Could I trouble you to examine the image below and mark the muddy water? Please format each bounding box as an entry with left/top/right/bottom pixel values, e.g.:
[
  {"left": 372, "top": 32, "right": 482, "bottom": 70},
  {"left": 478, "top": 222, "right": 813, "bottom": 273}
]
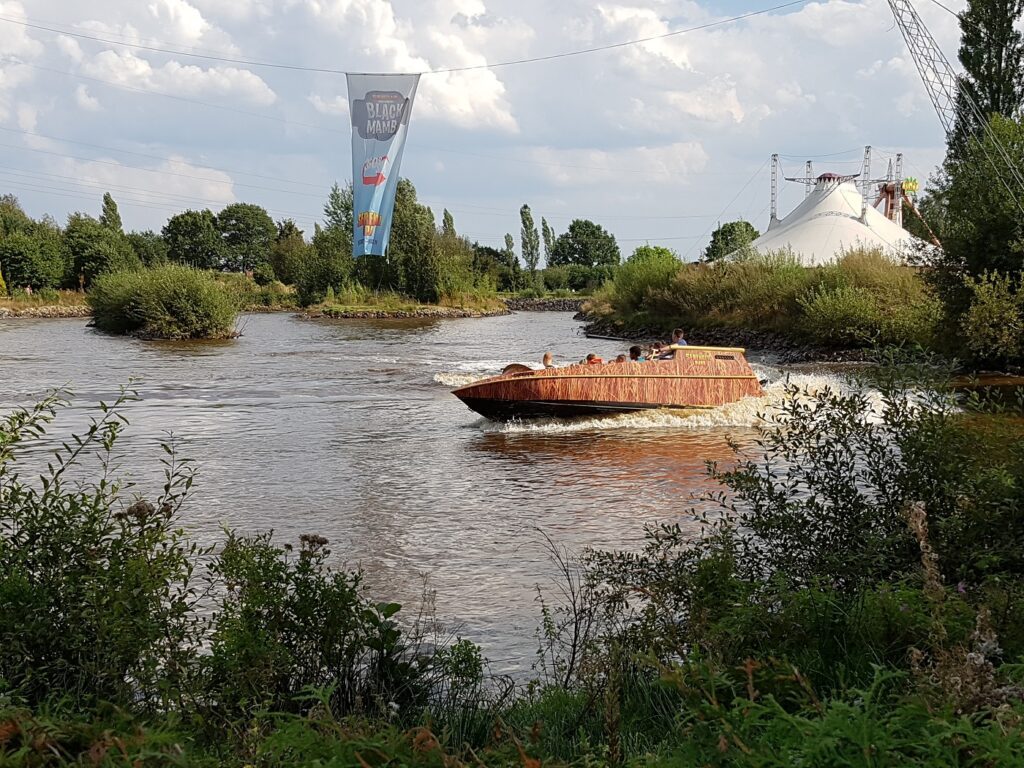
[{"left": 0, "top": 311, "right": 842, "bottom": 673}]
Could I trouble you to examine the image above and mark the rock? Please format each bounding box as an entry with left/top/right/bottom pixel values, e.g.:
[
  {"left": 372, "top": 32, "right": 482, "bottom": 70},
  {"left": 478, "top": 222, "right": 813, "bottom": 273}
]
[
  {"left": 504, "top": 298, "right": 585, "bottom": 312},
  {"left": 0, "top": 305, "right": 92, "bottom": 319}
]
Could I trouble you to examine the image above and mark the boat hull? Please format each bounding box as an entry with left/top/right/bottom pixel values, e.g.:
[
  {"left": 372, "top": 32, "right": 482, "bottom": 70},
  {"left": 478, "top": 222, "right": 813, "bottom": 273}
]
[{"left": 452, "top": 346, "right": 763, "bottom": 422}]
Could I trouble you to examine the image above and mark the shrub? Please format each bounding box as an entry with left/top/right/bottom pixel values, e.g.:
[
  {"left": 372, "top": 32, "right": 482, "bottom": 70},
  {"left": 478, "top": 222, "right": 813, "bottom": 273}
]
[
  {"left": 798, "top": 284, "right": 882, "bottom": 345},
  {"left": 88, "top": 265, "right": 237, "bottom": 339},
  {"left": 605, "top": 246, "right": 681, "bottom": 316},
  {"left": 541, "top": 265, "right": 569, "bottom": 291},
  {"left": 0, "top": 269, "right": 6, "bottom": 296},
  {"left": 961, "top": 271, "right": 1023, "bottom": 363},
  {"left": 252, "top": 261, "right": 276, "bottom": 286},
  {"left": 0, "top": 388, "right": 203, "bottom": 710}
]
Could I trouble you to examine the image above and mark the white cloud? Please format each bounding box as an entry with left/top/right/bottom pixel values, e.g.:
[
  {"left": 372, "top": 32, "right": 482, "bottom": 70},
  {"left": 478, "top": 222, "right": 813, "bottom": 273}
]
[
  {"left": 527, "top": 141, "right": 709, "bottom": 186},
  {"left": 309, "top": 93, "right": 349, "bottom": 116},
  {"left": 147, "top": 0, "right": 211, "bottom": 42},
  {"left": 75, "top": 84, "right": 101, "bottom": 111},
  {"left": 56, "top": 35, "right": 84, "bottom": 63},
  {"left": 82, "top": 50, "right": 277, "bottom": 105}
]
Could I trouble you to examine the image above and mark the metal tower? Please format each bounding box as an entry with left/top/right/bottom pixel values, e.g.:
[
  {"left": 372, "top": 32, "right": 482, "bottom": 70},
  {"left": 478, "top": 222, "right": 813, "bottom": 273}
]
[
  {"left": 804, "top": 160, "right": 813, "bottom": 196},
  {"left": 886, "top": 0, "right": 1024, "bottom": 212},
  {"left": 769, "top": 153, "right": 780, "bottom": 229}
]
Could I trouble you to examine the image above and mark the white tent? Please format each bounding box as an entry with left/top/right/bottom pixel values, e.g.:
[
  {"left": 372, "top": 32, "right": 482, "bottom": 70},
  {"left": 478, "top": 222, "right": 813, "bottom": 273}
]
[{"left": 744, "top": 174, "right": 921, "bottom": 266}]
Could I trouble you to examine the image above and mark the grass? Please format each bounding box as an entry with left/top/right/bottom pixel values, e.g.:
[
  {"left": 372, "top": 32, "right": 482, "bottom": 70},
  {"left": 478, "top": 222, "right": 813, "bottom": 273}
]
[
  {"left": 0, "top": 289, "right": 88, "bottom": 310},
  {"left": 313, "top": 287, "right": 506, "bottom": 315}
]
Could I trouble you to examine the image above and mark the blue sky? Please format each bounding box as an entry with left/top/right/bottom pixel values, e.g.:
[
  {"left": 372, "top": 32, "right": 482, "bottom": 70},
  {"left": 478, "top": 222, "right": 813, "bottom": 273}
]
[{"left": 0, "top": 0, "right": 960, "bottom": 259}]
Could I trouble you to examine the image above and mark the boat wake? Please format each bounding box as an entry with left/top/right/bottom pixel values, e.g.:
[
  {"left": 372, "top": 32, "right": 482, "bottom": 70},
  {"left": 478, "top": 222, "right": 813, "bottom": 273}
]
[{"left": 468, "top": 367, "right": 888, "bottom": 434}]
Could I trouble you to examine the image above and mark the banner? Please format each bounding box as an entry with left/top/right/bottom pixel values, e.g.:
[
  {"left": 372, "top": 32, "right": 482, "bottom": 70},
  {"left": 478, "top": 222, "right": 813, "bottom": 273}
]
[{"left": 347, "top": 73, "right": 420, "bottom": 257}]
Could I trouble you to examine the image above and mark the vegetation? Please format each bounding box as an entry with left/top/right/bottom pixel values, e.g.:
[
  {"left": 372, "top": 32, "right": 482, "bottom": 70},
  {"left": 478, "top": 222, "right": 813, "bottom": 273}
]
[
  {"left": 702, "top": 219, "right": 759, "bottom": 262},
  {"left": 3, "top": 368, "right": 1024, "bottom": 765},
  {"left": 87, "top": 265, "right": 238, "bottom": 339},
  {"left": 589, "top": 246, "right": 943, "bottom": 348},
  {"left": 549, "top": 218, "right": 621, "bottom": 268}
]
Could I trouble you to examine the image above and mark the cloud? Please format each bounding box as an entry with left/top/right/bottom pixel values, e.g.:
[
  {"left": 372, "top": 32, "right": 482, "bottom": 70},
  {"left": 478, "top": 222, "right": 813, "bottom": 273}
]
[
  {"left": 309, "top": 93, "right": 349, "bottom": 116},
  {"left": 82, "top": 50, "right": 277, "bottom": 105},
  {"left": 75, "top": 84, "right": 101, "bottom": 111},
  {"left": 526, "top": 141, "right": 709, "bottom": 186}
]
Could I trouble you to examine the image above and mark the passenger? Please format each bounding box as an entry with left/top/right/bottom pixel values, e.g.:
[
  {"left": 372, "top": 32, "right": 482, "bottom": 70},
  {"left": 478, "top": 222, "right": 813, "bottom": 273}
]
[
  {"left": 659, "top": 328, "right": 689, "bottom": 359},
  {"left": 614, "top": 354, "right": 627, "bottom": 363},
  {"left": 629, "top": 345, "right": 646, "bottom": 362},
  {"left": 542, "top": 352, "right": 556, "bottom": 368},
  {"left": 585, "top": 353, "right": 604, "bottom": 365}
]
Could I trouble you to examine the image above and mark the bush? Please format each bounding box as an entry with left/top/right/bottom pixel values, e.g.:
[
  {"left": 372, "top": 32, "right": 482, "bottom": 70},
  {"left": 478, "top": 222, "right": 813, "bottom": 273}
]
[
  {"left": 0, "top": 388, "right": 202, "bottom": 710},
  {"left": 541, "top": 265, "right": 569, "bottom": 291},
  {"left": 799, "top": 284, "right": 882, "bottom": 345},
  {"left": 961, "top": 271, "right": 1023, "bottom": 363},
  {"left": 252, "top": 261, "right": 276, "bottom": 286},
  {"left": 605, "top": 246, "right": 681, "bottom": 316},
  {"left": 88, "top": 265, "right": 237, "bottom": 339},
  {"left": 0, "top": 269, "right": 6, "bottom": 296}
]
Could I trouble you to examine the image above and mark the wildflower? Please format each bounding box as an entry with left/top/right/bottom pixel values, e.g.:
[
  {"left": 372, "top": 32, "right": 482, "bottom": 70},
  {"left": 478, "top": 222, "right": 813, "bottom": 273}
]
[{"left": 957, "top": 581, "right": 968, "bottom": 594}]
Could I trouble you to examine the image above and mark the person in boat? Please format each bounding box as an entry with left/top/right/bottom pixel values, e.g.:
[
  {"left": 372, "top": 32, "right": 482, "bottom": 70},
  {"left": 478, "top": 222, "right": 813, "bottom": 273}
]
[
  {"left": 614, "top": 354, "right": 627, "bottom": 363},
  {"left": 542, "top": 352, "right": 556, "bottom": 368},
  {"left": 629, "top": 345, "right": 646, "bottom": 362},
  {"left": 658, "top": 328, "right": 688, "bottom": 359},
  {"left": 585, "top": 353, "right": 604, "bottom": 365}
]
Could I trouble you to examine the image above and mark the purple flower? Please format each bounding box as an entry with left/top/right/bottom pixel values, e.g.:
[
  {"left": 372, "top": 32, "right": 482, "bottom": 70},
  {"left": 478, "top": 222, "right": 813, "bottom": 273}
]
[{"left": 957, "top": 581, "right": 968, "bottom": 594}]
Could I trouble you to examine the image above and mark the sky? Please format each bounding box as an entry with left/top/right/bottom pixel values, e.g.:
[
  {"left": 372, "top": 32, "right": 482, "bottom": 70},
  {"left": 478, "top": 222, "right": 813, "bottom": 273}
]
[{"left": 0, "top": 0, "right": 964, "bottom": 260}]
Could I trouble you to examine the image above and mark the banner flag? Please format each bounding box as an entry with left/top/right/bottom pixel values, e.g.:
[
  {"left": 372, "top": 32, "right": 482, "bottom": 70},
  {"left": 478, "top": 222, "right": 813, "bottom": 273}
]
[{"left": 346, "top": 73, "right": 420, "bottom": 257}]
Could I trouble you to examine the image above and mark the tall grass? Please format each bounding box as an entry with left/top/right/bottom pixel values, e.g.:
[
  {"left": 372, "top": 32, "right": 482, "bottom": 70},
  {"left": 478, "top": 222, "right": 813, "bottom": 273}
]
[
  {"left": 88, "top": 265, "right": 238, "bottom": 339},
  {"left": 588, "top": 247, "right": 942, "bottom": 348}
]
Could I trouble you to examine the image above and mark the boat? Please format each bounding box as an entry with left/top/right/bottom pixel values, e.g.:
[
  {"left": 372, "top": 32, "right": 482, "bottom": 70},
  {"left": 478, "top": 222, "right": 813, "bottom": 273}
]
[{"left": 451, "top": 345, "right": 763, "bottom": 421}]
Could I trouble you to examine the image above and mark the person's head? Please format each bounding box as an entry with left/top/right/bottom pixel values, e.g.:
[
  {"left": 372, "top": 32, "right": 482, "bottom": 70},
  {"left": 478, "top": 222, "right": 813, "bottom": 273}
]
[
  {"left": 542, "top": 351, "right": 553, "bottom": 366},
  {"left": 614, "top": 354, "right": 627, "bottom": 363},
  {"left": 672, "top": 328, "right": 685, "bottom": 342},
  {"left": 629, "top": 345, "right": 642, "bottom": 360},
  {"left": 586, "top": 353, "right": 597, "bottom": 362}
]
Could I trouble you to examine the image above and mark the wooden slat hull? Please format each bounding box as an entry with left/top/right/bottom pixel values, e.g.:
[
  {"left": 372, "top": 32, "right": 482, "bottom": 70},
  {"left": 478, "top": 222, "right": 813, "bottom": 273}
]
[{"left": 452, "top": 346, "right": 763, "bottom": 422}]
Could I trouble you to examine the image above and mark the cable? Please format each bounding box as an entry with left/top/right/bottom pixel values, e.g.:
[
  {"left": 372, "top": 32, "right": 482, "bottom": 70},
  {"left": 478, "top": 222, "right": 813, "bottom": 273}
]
[
  {"left": 682, "top": 158, "right": 770, "bottom": 260},
  {"left": 0, "top": 1, "right": 810, "bottom": 76}
]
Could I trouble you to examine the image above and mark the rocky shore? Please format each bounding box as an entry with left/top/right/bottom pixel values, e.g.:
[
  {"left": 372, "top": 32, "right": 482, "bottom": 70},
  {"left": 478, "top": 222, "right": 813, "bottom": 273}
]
[
  {"left": 504, "top": 297, "right": 585, "bottom": 312},
  {"left": 0, "top": 305, "right": 92, "bottom": 319},
  {"left": 298, "top": 305, "right": 510, "bottom": 320},
  {"left": 578, "top": 315, "right": 874, "bottom": 364}
]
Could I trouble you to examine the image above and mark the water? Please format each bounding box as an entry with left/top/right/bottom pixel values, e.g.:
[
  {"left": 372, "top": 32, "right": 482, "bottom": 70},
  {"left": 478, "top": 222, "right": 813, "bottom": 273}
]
[{"left": 0, "top": 311, "right": 846, "bottom": 673}]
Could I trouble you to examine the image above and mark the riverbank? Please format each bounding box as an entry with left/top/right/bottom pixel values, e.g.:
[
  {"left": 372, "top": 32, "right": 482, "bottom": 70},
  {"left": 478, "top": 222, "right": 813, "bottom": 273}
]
[
  {"left": 4, "top": 372, "right": 1024, "bottom": 766},
  {"left": 0, "top": 304, "right": 92, "bottom": 319}
]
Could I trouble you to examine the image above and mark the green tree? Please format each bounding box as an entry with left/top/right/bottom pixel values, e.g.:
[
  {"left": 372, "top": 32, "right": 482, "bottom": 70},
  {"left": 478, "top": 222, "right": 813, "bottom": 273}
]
[
  {"left": 99, "top": 192, "right": 123, "bottom": 233},
  {"left": 442, "top": 208, "right": 455, "bottom": 236},
  {"left": 541, "top": 217, "right": 555, "bottom": 266},
  {"left": 65, "top": 213, "right": 140, "bottom": 287},
  {"left": 295, "top": 223, "right": 352, "bottom": 304},
  {"left": 702, "top": 220, "right": 759, "bottom": 262},
  {"left": 0, "top": 225, "right": 67, "bottom": 290},
  {"left": 216, "top": 202, "right": 275, "bottom": 272},
  {"left": 0, "top": 194, "right": 33, "bottom": 238},
  {"left": 941, "top": 114, "right": 1024, "bottom": 280},
  {"left": 269, "top": 219, "right": 308, "bottom": 285},
  {"left": 950, "top": 0, "right": 1024, "bottom": 154},
  {"left": 127, "top": 231, "right": 169, "bottom": 267},
  {"left": 549, "top": 219, "right": 620, "bottom": 268},
  {"left": 163, "top": 210, "right": 224, "bottom": 270},
  {"left": 383, "top": 178, "right": 437, "bottom": 300},
  {"left": 323, "top": 182, "right": 354, "bottom": 234},
  {"left": 520, "top": 204, "right": 540, "bottom": 277}
]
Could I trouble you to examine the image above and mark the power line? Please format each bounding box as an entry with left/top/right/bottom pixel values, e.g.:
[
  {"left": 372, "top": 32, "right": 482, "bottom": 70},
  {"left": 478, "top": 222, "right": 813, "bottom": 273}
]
[{"left": 0, "top": 1, "right": 810, "bottom": 76}]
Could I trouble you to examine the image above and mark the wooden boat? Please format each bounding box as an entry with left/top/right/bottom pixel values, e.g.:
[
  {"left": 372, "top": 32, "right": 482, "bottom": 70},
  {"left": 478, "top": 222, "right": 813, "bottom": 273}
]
[{"left": 452, "top": 346, "right": 763, "bottom": 421}]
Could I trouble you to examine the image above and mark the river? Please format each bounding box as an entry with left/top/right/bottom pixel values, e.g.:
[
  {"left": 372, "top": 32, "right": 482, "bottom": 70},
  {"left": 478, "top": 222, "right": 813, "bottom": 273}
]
[{"left": 1, "top": 311, "right": 835, "bottom": 674}]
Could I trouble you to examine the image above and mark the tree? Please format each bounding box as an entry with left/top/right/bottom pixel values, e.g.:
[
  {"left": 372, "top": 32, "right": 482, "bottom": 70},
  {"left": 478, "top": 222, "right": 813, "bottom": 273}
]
[
  {"left": 950, "top": 0, "right": 1024, "bottom": 155},
  {"left": 323, "top": 182, "right": 354, "bottom": 234},
  {"left": 65, "top": 213, "right": 140, "bottom": 287},
  {"left": 163, "top": 210, "right": 224, "bottom": 270},
  {"left": 702, "top": 220, "right": 759, "bottom": 262},
  {"left": 0, "top": 195, "right": 33, "bottom": 238},
  {"left": 127, "top": 231, "right": 169, "bottom": 267},
  {"left": 99, "top": 192, "right": 123, "bottom": 233},
  {"left": 549, "top": 219, "right": 620, "bottom": 268},
  {"left": 382, "top": 178, "right": 437, "bottom": 300},
  {"left": 216, "top": 202, "right": 275, "bottom": 272},
  {"left": 295, "top": 224, "right": 353, "bottom": 305},
  {"left": 0, "top": 226, "right": 67, "bottom": 290},
  {"left": 269, "top": 219, "right": 308, "bottom": 285},
  {"left": 520, "top": 204, "right": 540, "bottom": 277},
  {"left": 442, "top": 209, "right": 455, "bottom": 236},
  {"left": 937, "top": 114, "right": 1024, "bottom": 279},
  {"left": 541, "top": 218, "right": 555, "bottom": 266}
]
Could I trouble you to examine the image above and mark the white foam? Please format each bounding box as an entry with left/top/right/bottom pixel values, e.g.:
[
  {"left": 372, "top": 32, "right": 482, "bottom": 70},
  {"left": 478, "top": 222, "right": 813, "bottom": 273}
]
[
  {"left": 434, "top": 372, "right": 489, "bottom": 387},
  {"left": 472, "top": 369, "right": 888, "bottom": 435}
]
